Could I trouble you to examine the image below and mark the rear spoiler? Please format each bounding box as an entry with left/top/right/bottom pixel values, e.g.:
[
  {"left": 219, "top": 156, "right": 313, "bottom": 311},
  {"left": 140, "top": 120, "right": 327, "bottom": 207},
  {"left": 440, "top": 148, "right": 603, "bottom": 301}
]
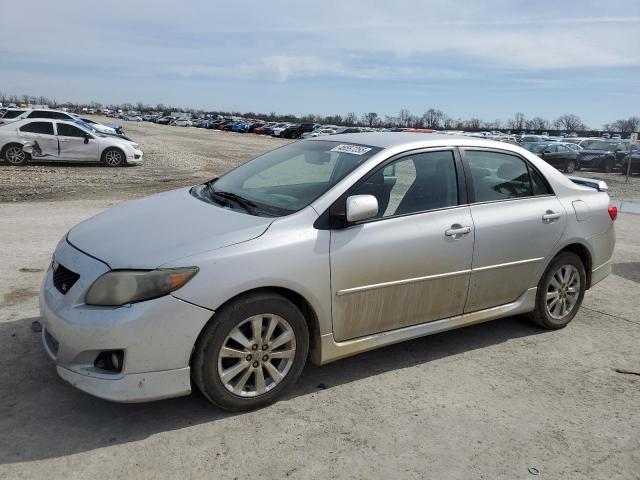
[{"left": 567, "top": 176, "right": 608, "bottom": 192}]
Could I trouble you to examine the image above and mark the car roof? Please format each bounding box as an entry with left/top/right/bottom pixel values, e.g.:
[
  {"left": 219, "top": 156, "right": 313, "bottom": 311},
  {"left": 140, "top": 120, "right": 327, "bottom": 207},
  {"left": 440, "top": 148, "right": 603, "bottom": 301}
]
[{"left": 306, "top": 131, "right": 521, "bottom": 149}]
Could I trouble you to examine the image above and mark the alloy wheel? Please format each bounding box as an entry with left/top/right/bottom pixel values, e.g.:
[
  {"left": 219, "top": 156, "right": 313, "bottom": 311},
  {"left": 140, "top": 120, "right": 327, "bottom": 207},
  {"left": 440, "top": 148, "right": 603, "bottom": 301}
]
[
  {"left": 104, "top": 150, "right": 123, "bottom": 166},
  {"left": 217, "top": 314, "right": 296, "bottom": 397},
  {"left": 546, "top": 264, "right": 580, "bottom": 320},
  {"left": 5, "top": 146, "right": 26, "bottom": 164}
]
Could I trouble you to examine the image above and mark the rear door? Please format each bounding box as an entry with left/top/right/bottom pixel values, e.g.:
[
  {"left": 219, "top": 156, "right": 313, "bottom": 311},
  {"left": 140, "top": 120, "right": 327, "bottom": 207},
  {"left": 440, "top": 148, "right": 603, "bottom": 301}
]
[
  {"left": 462, "top": 148, "right": 566, "bottom": 312},
  {"left": 17, "top": 121, "right": 59, "bottom": 159},
  {"left": 56, "top": 123, "right": 99, "bottom": 161}
]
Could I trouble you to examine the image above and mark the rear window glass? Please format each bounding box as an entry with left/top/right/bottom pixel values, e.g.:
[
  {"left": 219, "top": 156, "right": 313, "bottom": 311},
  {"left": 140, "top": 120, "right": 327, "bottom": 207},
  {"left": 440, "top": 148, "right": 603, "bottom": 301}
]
[
  {"left": 1, "top": 110, "right": 26, "bottom": 119},
  {"left": 19, "top": 121, "right": 54, "bottom": 135}
]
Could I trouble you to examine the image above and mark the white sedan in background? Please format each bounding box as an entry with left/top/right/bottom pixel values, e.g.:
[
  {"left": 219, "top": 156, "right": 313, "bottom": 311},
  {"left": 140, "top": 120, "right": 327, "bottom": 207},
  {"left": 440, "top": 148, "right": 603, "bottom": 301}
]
[
  {"left": 171, "top": 118, "right": 193, "bottom": 127},
  {"left": 0, "top": 119, "right": 143, "bottom": 167}
]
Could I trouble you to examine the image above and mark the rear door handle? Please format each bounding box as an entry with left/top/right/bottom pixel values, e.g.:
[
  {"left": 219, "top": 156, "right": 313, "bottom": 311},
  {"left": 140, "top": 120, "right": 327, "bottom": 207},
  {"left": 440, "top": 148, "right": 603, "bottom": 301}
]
[
  {"left": 445, "top": 226, "right": 472, "bottom": 237},
  {"left": 542, "top": 211, "right": 562, "bottom": 221}
]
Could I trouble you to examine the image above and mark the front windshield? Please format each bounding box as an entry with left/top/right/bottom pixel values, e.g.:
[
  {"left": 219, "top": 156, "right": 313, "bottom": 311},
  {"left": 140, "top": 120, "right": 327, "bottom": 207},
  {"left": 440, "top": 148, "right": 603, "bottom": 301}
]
[
  {"left": 192, "top": 140, "right": 382, "bottom": 216},
  {"left": 73, "top": 120, "right": 96, "bottom": 133}
]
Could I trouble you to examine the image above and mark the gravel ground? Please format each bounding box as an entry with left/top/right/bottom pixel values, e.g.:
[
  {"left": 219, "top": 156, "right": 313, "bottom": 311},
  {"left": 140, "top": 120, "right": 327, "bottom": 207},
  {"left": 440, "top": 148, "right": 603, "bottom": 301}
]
[
  {"left": 0, "top": 201, "right": 638, "bottom": 479},
  {"left": 0, "top": 117, "right": 291, "bottom": 203}
]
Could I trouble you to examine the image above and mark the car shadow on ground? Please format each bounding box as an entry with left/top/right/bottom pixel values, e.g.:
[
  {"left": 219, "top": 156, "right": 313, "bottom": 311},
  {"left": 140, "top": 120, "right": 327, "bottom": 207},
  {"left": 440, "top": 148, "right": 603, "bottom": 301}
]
[{"left": 0, "top": 314, "right": 545, "bottom": 464}]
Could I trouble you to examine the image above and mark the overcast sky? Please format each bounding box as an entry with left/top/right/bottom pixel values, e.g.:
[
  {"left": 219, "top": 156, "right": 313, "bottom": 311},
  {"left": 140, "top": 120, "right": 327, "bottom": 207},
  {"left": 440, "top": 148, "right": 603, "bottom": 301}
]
[{"left": 2, "top": 0, "right": 639, "bottom": 127}]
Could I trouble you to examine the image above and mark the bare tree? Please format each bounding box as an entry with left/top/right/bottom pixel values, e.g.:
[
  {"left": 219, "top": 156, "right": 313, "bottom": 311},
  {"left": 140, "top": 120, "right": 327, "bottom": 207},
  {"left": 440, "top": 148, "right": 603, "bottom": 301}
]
[
  {"left": 344, "top": 112, "right": 358, "bottom": 126},
  {"left": 384, "top": 115, "right": 398, "bottom": 127},
  {"left": 442, "top": 115, "right": 455, "bottom": 129},
  {"left": 525, "top": 117, "right": 550, "bottom": 131},
  {"left": 362, "top": 112, "right": 380, "bottom": 127},
  {"left": 610, "top": 116, "right": 640, "bottom": 133},
  {"left": 465, "top": 118, "right": 482, "bottom": 130},
  {"left": 554, "top": 114, "right": 586, "bottom": 131},
  {"left": 398, "top": 109, "right": 412, "bottom": 127},
  {"left": 507, "top": 112, "right": 526, "bottom": 131},
  {"left": 421, "top": 108, "right": 445, "bottom": 129}
]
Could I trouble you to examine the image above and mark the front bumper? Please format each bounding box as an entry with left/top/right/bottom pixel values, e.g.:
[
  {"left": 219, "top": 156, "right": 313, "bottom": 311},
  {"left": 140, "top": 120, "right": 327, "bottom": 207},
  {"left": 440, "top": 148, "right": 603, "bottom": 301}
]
[
  {"left": 39, "top": 239, "right": 212, "bottom": 402},
  {"left": 126, "top": 149, "right": 144, "bottom": 164}
]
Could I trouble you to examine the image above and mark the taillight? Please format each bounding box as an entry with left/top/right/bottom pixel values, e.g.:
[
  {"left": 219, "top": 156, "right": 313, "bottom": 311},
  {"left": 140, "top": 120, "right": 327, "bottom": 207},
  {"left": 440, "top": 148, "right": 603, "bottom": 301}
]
[{"left": 608, "top": 205, "right": 618, "bottom": 221}]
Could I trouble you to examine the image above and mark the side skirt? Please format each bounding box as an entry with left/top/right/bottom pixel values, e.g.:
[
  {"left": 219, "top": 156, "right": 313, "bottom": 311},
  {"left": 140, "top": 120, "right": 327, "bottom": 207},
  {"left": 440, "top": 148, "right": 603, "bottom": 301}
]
[{"left": 311, "top": 287, "right": 537, "bottom": 365}]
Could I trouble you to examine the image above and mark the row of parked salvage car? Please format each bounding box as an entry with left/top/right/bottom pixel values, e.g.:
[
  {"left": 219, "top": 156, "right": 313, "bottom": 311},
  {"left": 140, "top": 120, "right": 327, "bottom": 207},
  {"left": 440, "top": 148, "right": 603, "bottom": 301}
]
[
  {"left": 520, "top": 137, "right": 638, "bottom": 174},
  {"left": 138, "top": 114, "right": 370, "bottom": 139},
  {"left": 0, "top": 108, "right": 142, "bottom": 166}
]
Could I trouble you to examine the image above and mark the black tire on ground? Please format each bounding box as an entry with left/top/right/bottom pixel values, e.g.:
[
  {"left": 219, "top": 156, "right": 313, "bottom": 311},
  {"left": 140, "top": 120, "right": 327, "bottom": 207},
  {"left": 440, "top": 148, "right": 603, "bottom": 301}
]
[
  {"left": 2, "top": 143, "right": 30, "bottom": 165},
  {"left": 101, "top": 147, "right": 126, "bottom": 167},
  {"left": 527, "top": 252, "right": 586, "bottom": 330},
  {"left": 192, "top": 291, "right": 309, "bottom": 412},
  {"left": 564, "top": 160, "right": 576, "bottom": 174}
]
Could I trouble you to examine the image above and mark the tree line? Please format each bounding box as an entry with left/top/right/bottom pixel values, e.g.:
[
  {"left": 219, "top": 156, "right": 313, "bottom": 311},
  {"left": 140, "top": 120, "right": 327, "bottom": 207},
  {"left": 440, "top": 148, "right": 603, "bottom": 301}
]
[{"left": 1, "top": 91, "right": 638, "bottom": 134}]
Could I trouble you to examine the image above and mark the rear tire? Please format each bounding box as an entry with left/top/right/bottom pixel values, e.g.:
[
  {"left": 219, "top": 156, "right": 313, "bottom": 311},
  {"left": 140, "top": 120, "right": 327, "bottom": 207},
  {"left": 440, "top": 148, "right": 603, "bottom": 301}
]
[
  {"left": 192, "top": 291, "right": 309, "bottom": 412},
  {"left": 2, "top": 143, "right": 30, "bottom": 165},
  {"left": 528, "top": 252, "right": 586, "bottom": 330}
]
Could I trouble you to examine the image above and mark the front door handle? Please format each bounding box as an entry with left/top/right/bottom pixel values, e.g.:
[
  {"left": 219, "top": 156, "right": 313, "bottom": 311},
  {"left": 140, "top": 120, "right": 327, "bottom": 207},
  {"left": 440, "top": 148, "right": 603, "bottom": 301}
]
[
  {"left": 445, "top": 226, "right": 472, "bottom": 237},
  {"left": 542, "top": 211, "right": 562, "bottom": 222}
]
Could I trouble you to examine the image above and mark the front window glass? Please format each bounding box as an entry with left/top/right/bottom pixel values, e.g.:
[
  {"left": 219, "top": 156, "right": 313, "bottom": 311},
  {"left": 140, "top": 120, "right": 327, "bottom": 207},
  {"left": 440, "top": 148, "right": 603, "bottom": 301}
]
[
  {"left": 192, "top": 141, "right": 382, "bottom": 215},
  {"left": 57, "top": 123, "right": 88, "bottom": 137},
  {"left": 351, "top": 150, "right": 458, "bottom": 218}
]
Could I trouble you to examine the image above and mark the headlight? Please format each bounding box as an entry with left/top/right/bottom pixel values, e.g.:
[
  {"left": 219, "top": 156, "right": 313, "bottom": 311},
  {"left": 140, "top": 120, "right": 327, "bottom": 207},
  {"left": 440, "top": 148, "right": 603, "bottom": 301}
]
[
  {"left": 85, "top": 267, "right": 198, "bottom": 306},
  {"left": 128, "top": 143, "right": 140, "bottom": 150}
]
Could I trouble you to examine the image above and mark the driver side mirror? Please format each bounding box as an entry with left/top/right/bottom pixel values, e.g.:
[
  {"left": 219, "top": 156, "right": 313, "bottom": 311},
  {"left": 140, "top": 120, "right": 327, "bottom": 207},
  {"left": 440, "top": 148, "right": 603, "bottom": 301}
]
[
  {"left": 346, "top": 195, "right": 378, "bottom": 223},
  {"left": 84, "top": 133, "right": 91, "bottom": 144}
]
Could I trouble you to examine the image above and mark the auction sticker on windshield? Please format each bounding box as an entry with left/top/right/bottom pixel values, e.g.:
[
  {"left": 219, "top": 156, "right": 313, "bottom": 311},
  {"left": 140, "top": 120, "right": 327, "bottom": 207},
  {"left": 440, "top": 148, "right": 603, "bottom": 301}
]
[{"left": 330, "top": 144, "right": 373, "bottom": 155}]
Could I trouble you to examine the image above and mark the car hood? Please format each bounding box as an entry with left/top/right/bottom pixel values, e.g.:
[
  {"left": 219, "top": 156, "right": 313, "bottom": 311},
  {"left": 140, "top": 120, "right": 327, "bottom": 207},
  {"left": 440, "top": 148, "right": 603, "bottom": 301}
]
[{"left": 67, "top": 187, "right": 274, "bottom": 269}]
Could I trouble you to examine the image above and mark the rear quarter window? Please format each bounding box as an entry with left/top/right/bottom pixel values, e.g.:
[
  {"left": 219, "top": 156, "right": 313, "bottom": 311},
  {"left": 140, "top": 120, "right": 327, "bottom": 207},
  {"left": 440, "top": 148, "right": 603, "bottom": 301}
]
[{"left": 1, "top": 110, "right": 26, "bottom": 119}]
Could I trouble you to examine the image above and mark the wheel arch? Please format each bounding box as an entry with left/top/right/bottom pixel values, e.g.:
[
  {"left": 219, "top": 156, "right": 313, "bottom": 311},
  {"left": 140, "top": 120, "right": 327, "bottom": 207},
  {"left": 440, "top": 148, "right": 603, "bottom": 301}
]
[
  {"left": 556, "top": 242, "right": 593, "bottom": 289},
  {"left": 1, "top": 142, "right": 30, "bottom": 163},
  {"left": 191, "top": 286, "right": 321, "bottom": 365}
]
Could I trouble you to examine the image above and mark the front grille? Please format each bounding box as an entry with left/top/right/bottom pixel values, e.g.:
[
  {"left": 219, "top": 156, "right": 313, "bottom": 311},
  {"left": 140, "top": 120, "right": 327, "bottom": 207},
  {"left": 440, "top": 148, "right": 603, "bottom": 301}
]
[
  {"left": 52, "top": 262, "right": 80, "bottom": 295},
  {"left": 580, "top": 154, "right": 600, "bottom": 162}
]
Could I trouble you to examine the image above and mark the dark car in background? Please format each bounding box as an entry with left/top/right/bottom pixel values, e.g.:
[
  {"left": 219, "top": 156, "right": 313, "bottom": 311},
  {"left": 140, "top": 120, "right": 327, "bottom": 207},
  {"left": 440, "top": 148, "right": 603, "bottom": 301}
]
[
  {"left": 156, "top": 116, "right": 175, "bottom": 125},
  {"left": 280, "top": 123, "right": 320, "bottom": 139},
  {"left": 533, "top": 142, "right": 579, "bottom": 173},
  {"left": 620, "top": 147, "right": 640, "bottom": 175},
  {"left": 576, "top": 141, "right": 626, "bottom": 172}
]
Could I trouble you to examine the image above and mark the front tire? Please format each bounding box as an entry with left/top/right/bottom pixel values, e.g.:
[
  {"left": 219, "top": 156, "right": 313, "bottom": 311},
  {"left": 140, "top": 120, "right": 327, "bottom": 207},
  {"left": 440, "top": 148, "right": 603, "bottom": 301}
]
[
  {"left": 192, "top": 291, "right": 309, "bottom": 412},
  {"left": 528, "top": 252, "right": 586, "bottom": 329},
  {"left": 102, "top": 148, "right": 125, "bottom": 167}
]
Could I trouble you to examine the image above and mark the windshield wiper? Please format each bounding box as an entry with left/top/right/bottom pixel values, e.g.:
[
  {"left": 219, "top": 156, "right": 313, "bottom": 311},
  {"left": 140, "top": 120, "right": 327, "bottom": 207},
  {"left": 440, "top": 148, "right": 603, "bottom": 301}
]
[{"left": 207, "top": 188, "right": 258, "bottom": 215}]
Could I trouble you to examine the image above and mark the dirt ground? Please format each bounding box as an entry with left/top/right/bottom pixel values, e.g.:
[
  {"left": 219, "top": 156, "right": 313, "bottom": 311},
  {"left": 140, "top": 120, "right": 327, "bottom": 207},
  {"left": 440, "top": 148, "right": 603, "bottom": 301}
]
[{"left": 0, "top": 123, "right": 639, "bottom": 479}]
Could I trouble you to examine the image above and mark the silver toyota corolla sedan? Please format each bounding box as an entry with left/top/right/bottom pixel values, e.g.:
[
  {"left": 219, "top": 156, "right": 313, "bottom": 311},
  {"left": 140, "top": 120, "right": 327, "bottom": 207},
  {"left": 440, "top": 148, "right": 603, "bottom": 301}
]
[{"left": 39, "top": 133, "right": 616, "bottom": 411}]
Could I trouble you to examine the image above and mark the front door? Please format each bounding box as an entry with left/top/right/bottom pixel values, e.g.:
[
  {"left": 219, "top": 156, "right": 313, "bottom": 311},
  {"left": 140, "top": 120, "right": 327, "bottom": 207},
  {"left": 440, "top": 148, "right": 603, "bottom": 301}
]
[
  {"left": 56, "top": 122, "right": 99, "bottom": 161},
  {"left": 462, "top": 148, "right": 566, "bottom": 312},
  {"left": 330, "top": 149, "right": 474, "bottom": 341}
]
